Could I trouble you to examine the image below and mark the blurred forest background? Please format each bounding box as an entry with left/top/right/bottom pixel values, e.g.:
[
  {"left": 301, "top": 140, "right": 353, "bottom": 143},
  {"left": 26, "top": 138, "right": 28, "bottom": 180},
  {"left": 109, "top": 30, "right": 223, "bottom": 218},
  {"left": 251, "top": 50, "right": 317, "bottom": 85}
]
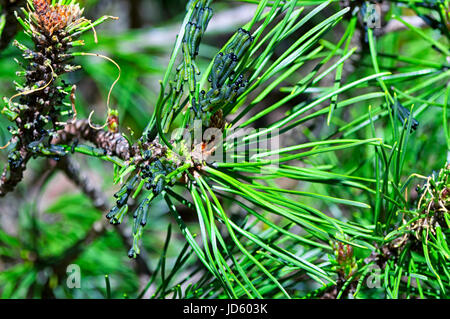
[{"left": 0, "top": 0, "right": 448, "bottom": 298}]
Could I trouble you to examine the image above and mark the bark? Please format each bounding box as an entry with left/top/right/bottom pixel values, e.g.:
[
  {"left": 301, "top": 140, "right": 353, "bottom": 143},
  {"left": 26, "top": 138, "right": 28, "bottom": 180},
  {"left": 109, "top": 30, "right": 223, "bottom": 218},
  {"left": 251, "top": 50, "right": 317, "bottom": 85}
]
[{"left": 54, "top": 119, "right": 133, "bottom": 160}]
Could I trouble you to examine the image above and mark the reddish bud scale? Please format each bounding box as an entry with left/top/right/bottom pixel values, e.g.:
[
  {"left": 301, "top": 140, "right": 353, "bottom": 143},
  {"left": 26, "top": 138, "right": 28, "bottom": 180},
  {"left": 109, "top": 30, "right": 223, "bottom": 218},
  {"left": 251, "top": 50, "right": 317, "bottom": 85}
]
[{"left": 32, "top": 0, "right": 82, "bottom": 36}]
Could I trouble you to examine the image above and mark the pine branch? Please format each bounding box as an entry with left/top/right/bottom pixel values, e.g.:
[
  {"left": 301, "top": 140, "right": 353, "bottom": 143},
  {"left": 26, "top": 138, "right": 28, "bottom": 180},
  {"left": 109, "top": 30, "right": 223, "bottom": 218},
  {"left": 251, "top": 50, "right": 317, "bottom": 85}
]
[
  {"left": 54, "top": 119, "right": 134, "bottom": 160},
  {"left": 0, "top": 1, "right": 116, "bottom": 196}
]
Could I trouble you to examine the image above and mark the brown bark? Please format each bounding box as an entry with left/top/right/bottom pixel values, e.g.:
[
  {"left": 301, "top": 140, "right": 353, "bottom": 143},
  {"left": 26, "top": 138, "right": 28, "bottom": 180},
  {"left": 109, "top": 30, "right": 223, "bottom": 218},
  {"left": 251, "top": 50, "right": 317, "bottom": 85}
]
[
  {"left": 54, "top": 119, "right": 133, "bottom": 160},
  {"left": 0, "top": 141, "right": 31, "bottom": 197}
]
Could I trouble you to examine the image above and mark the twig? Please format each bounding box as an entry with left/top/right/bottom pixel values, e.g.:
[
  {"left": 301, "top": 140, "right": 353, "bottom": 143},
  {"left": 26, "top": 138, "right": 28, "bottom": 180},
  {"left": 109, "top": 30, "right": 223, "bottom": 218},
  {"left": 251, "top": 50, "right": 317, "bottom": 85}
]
[
  {"left": 54, "top": 119, "right": 134, "bottom": 160},
  {"left": 56, "top": 156, "right": 108, "bottom": 210},
  {"left": 0, "top": 140, "right": 31, "bottom": 197}
]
